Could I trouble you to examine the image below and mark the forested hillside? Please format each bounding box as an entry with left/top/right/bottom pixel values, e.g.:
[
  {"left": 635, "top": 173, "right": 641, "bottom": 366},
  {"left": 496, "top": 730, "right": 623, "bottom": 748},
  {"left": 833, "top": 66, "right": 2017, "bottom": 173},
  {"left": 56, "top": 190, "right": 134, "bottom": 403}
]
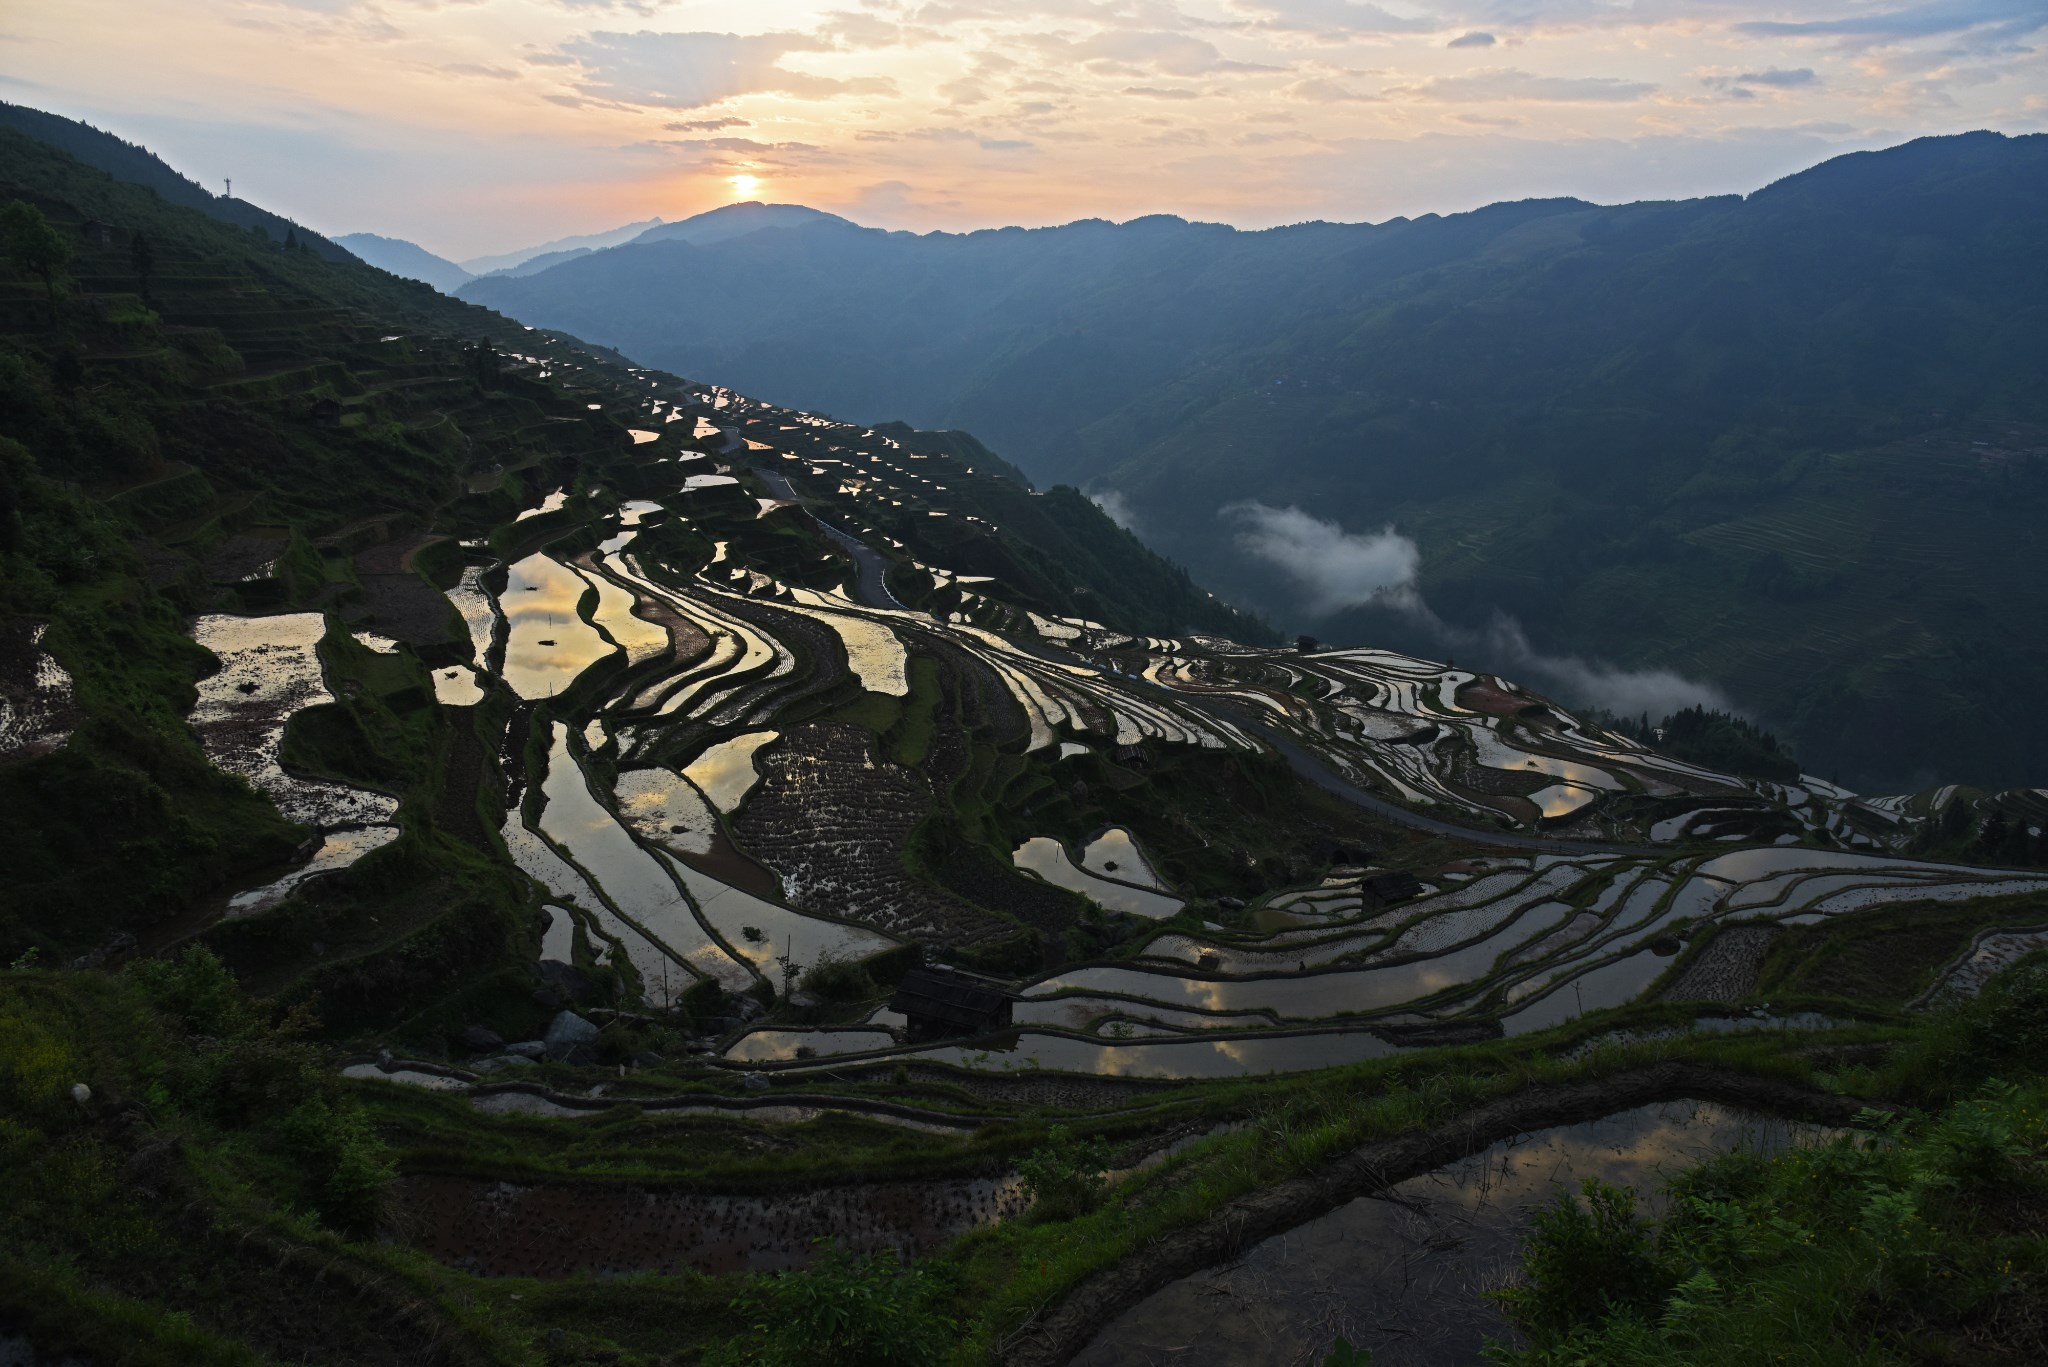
[{"left": 461, "top": 132, "right": 2048, "bottom": 788}]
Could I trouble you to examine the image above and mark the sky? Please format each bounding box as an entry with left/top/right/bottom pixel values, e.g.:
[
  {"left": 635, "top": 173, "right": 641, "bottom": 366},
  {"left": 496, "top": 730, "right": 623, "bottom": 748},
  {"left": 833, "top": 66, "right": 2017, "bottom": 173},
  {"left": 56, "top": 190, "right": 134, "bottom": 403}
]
[{"left": 6, "top": 1, "right": 2044, "bottom": 262}]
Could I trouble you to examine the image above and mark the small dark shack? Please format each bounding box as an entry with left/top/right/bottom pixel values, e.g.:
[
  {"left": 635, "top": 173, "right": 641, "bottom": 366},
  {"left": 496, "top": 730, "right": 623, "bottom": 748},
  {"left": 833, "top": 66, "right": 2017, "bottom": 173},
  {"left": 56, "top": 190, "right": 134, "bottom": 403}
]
[
  {"left": 81, "top": 219, "right": 115, "bottom": 246},
  {"left": 1360, "top": 870, "right": 1424, "bottom": 908},
  {"left": 890, "top": 968, "right": 1013, "bottom": 1042}
]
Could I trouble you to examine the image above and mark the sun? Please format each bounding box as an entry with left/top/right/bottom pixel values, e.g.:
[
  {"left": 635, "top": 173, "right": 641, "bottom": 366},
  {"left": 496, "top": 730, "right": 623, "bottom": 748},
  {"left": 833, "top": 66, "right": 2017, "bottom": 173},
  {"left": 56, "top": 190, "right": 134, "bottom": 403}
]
[{"left": 727, "top": 174, "right": 762, "bottom": 198}]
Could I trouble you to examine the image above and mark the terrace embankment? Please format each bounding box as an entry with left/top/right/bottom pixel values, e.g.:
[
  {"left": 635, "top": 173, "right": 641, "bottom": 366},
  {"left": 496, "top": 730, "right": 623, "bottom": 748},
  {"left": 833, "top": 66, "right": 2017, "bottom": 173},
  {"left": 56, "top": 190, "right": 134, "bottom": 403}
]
[
  {"left": 394, "top": 1168, "right": 1027, "bottom": 1277},
  {"left": 999, "top": 1061, "right": 1890, "bottom": 1367}
]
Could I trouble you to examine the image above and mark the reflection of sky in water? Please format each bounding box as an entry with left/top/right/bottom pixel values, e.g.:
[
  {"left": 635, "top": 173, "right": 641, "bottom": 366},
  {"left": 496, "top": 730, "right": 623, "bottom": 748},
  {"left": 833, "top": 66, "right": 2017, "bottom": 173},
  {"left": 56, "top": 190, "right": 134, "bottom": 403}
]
[
  {"left": 863, "top": 1028, "right": 1396, "bottom": 1079},
  {"left": 1468, "top": 727, "right": 1620, "bottom": 790},
  {"left": 784, "top": 588, "right": 910, "bottom": 696},
  {"left": 513, "top": 489, "right": 566, "bottom": 522},
  {"left": 579, "top": 566, "right": 669, "bottom": 665},
  {"left": 724, "top": 1028, "right": 897, "bottom": 1062},
  {"left": 683, "top": 731, "right": 780, "bottom": 812},
  {"left": 1076, "top": 1100, "right": 1833, "bottom": 1367},
  {"left": 534, "top": 723, "right": 750, "bottom": 991},
  {"left": 445, "top": 565, "right": 499, "bottom": 668},
  {"left": 1014, "top": 837, "right": 1184, "bottom": 919},
  {"left": 1528, "top": 783, "right": 1600, "bottom": 819},
  {"left": 1079, "top": 828, "right": 1168, "bottom": 890},
  {"left": 613, "top": 768, "right": 718, "bottom": 856},
  {"left": 225, "top": 824, "right": 398, "bottom": 918},
  {"left": 498, "top": 553, "right": 613, "bottom": 700},
  {"left": 1033, "top": 900, "right": 1572, "bottom": 1020},
  {"left": 666, "top": 852, "right": 892, "bottom": 972},
  {"left": 1696, "top": 846, "right": 1960, "bottom": 882},
  {"left": 188, "top": 613, "right": 398, "bottom": 828},
  {"left": 432, "top": 665, "right": 486, "bottom": 706}
]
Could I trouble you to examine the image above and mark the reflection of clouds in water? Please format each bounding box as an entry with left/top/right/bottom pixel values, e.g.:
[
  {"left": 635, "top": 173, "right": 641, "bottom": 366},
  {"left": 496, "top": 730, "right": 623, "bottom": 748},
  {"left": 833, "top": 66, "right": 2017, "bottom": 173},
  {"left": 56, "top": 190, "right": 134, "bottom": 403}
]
[
  {"left": 499, "top": 553, "right": 614, "bottom": 700},
  {"left": 614, "top": 767, "right": 718, "bottom": 856},
  {"left": 1014, "top": 837, "right": 1184, "bottom": 919},
  {"left": 683, "top": 730, "right": 780, "bottom": 812}
]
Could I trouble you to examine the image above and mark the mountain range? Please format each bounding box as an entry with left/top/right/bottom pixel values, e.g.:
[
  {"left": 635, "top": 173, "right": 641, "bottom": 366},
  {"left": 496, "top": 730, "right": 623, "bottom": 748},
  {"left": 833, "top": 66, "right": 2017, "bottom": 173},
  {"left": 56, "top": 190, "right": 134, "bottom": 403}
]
[
  {"left": 457, "top": 133, "right": 2048, "bottom": 790},
  {"left": 7, "top": 97, "right": 2048, "bottom": 1367}
]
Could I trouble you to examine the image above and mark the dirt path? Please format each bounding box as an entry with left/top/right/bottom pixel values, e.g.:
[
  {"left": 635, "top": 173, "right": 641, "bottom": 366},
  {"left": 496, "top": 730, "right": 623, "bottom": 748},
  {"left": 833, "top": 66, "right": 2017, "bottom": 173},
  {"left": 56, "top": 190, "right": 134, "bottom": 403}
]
[{"left": 999, "top": 1061, "right": 1888, "bottom": 1367}]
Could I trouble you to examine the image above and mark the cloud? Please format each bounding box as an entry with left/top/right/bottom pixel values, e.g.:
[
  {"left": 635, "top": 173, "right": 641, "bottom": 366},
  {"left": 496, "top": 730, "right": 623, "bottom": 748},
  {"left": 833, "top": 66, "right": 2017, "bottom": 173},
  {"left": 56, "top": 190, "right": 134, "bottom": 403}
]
[
  {"left": 1472, "top": 616, "right": 1735, "bottom": 721},
  {"left": 1740, "top": 67, "right": 1820, "bottom": 87},
  {"left": 1234, "top": 1, "right": 1436, "bottom": 36},
  {"left": 1224, "top": 501, "right": 1736, "bottom": 720},
  {"left": 1397, "top": 67, "right": 1658, "bottom": 103},
  {"left": 1736, "top": 0, "right": 2048, "bottom": 49},
  {"left": 1090, "top": 489, "right": 1143, "bottom": 533},
  {"left": 555, "top": 30, "right": 896, "bottom": 109},
  {"left": 857, "top": 127, "right": 1037, "bottom": 151},
  {"left": 441, "top": 62, "right": 517, "bottom": 80},
  {"left": 1123, "top": 85, "right": 1202, "bottom": 99},
  {"left": 1029, "top": 30, "right": 1277, "bottom": 77},
  {"left": 1447, "top": 31, "right": 1497, "bottom": 48},
  {"left": 1223, "top": 503, "right": 1420, "bottom": 615},
  {"left": 664, "top": 116, "right": 752, "bottom": 132},
  {"left": 1285, "top": 76, "right": 1383, "bottom": 103}
]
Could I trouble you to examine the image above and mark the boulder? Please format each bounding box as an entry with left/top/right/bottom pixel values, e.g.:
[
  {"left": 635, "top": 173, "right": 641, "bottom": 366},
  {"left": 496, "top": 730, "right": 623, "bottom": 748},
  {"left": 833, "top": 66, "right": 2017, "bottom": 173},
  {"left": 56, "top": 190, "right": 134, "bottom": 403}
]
[
  {"left": 741, "top": 1072, "right": 771, "bottom": 1092},
  {"left": 456, "top": 1025, "right": 505, "bottom": 1054},
  {"left": 545, "top": 1010, "right": 600, "bottom": 1058},
  {"left": 504, "top": 1040, "right": 548, "bottom": 1060}
]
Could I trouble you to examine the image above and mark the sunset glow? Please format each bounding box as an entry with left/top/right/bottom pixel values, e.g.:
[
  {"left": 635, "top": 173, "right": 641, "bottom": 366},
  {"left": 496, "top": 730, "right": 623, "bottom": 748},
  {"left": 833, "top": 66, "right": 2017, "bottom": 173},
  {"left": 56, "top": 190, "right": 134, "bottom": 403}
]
[{"left": 6, "top": 1, "right": 2041, "bottom": 260}]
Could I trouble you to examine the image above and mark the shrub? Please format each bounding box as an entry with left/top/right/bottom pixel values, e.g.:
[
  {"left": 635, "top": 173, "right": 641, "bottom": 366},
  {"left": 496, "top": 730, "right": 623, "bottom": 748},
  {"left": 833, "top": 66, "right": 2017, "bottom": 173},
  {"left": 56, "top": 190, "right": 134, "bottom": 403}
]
[
  {"left": 801, "top": 954, "right": 879, "bottom": 1003},
  {"left": 705, "top": 1242, "right": 956, "bottom": 1367},
  {"left": 1017, "top": 1124, "right": 1115, "bottom": 1222}
]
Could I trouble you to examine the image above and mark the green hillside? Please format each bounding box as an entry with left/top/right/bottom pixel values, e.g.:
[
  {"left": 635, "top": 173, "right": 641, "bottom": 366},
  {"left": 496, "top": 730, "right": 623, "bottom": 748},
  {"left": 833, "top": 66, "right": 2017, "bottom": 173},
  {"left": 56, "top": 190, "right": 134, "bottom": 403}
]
[{"left": 460, "top": 132, "right": 2048, "bottom": 789}]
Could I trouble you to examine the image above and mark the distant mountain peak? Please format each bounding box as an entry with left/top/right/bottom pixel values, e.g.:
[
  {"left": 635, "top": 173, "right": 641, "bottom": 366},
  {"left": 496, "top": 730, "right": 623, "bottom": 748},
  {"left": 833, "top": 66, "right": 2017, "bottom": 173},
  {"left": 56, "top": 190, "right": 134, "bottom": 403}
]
[{"left": 630, "top": 201, "right": 857, "bottom": 248}]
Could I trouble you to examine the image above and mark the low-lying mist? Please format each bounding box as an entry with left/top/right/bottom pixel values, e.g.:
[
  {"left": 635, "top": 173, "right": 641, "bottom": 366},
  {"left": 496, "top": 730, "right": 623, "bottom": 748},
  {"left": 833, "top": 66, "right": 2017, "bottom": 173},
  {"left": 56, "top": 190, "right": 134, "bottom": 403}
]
[{"left": 1223, "top": 501, "right": 1735, "bottom": 722}]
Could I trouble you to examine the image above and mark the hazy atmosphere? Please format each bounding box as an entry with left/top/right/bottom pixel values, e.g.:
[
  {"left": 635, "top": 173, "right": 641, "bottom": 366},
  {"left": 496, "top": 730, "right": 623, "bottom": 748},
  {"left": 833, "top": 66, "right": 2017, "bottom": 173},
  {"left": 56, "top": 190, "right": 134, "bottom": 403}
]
[
  {"left": 5, "top": 6, "right": 2048, "bottom": 1365},
  {"left": 9, "top": 0, "right": 2044, "bottom": 254}
]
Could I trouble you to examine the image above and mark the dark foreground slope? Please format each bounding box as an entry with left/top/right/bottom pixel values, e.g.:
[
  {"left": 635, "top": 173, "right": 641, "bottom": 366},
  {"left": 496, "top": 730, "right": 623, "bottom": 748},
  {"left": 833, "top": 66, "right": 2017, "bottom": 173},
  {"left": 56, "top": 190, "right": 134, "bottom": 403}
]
[{"left": 463, "top": 133, "right": 2048, "bottom": 789}]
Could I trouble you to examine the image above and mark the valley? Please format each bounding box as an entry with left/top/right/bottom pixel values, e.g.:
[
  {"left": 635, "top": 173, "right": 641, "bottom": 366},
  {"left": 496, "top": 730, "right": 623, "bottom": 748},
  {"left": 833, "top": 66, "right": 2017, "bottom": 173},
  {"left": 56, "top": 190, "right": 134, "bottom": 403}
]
[{"left": 3, "top": 108, "right": 2047, "bottom": 1367}]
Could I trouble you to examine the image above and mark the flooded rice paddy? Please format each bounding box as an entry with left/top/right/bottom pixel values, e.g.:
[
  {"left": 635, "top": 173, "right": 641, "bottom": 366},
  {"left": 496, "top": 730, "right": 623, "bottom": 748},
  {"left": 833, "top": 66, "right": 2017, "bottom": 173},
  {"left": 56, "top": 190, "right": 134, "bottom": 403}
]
[
  {"left": 224, "top": 825, "right": 400, "bottom": 918},
  {"left": 1014, "top": 837, "right": 1185, "bottom": 919},
  {"left": 683, "top": 731, "right": 780, "bottom": 812},
  {"left": 187, "top": 613, "right": 398, "bottom": 829},
  {"left": 0, "top": 621, "right": 75, "bottom": 761},
  {"left": 496, "top": 554, "right": 614, "bottom": 700},
  {"left": 1076, "top": 1100, "right": 1834, "bottom": 1367}
]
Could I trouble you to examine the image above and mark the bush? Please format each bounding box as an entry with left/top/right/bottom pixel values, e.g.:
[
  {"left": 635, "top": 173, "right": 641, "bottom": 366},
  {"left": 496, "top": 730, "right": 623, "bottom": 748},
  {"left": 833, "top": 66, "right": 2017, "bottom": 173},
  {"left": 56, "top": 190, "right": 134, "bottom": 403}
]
[
  {"left": 1017, "top": 1124, "right": 1114, "bottom": 1222},
  {"left": 801, "top": 954, "right": 879, "bottom": 1003},
  {"left": 705, "top": 1242, "right": 956, "bottom": 1367}
]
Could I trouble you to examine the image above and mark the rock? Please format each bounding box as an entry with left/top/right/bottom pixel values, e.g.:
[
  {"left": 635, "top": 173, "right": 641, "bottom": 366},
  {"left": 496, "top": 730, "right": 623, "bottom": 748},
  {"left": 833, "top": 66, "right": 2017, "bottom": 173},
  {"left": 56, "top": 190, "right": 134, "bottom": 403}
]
[
  {"left": 504, "top": 1040, "right": 548, "bottom": 1060},
  {"left": 456, "top": 1025, "right": 505, "bottom": 1054},
  {"left": 633, "top": 1050, "right": 666, "bottom": 1068},
  {"left": 473, "top": 1055, "right": 537, "bottom": 1073},
  {"left": 538, "top": 959, "right": 601, "bottom": 1004},
  {"left": 741, "top": 1072, "right": 771, "bottom": 1092},
  {"left": 375, "top": 1048, "right": 395, "bottom": 1072},
  {"left": 1217, "top": 896, "right": 1246, "bottom": 911},
  {"left": 69, "top": 1082, "right": 91, "bottom": 1106},
  {"left": 733, "top": 995, "right": 766, "bottom": 1022},
  {"left": 787, "top": 990, "right": 822, "bottom": 1011},
  {"left": 544, "top": 1011, "right": 600, "bottom": 1058}
]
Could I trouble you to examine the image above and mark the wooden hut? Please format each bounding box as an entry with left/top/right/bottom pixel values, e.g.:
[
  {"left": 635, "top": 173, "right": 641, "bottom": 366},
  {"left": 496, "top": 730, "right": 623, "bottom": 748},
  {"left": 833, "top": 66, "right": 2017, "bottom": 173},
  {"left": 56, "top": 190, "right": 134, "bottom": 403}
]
[{"left": 890, "top": 968, "right": 1014, "bottom": 1042}]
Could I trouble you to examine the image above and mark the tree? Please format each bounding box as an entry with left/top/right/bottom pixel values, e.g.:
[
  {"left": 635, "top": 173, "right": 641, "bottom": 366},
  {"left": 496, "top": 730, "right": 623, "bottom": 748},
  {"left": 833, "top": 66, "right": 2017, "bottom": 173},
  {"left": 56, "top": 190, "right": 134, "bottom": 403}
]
[
  {"left": 2, "top": 200, "right": 73, "bottom": 324},
  {"left": 129, "top": 229, "right": 155, "bottom": 304},
  {"left": 283, "top": 227, "right": 299, "bottom": 251}
]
